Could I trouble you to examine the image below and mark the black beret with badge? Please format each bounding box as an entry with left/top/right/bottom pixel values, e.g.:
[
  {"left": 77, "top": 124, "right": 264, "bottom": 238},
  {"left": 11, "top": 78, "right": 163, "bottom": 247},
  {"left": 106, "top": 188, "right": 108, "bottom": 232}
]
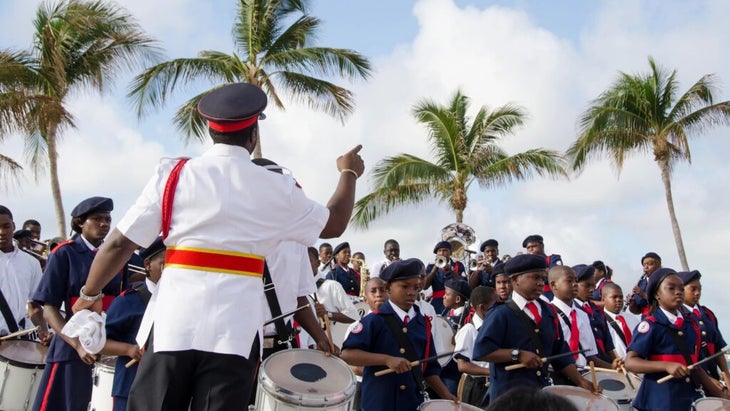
[
  {"left": 380, "top": 258, "right": 424, "bottom": 283},
  {"left": 522, "top": 234, "right": 543, "bottom": 248},
  {"left": 333, "top": 242, "right": 350, "bottom": 255},
  {"left": 433, "top": 241, "right": 451, "bottom": 254},
  {"left": 646, "top": 267, "right": 677, "bottom": 304},
  {"left": 504, "top": 253, "right": 547, "bottom": 278},
  {"left": 480, "top": 239, "right": 499, "bottom": 252},
  {"left": 677, "top": 270, "right": 701, "bottom": 285},
  {"left": 197, "top": 83, "right": 267, "bottom": 133},
  {"left": 572, "top": 264, "right": 595, "bottom": 283},
  {"left": 71, "top": 196, "right": 113, "bottom": 218},
  {"left": 445, "top": 278, "right": 472, "bottom": 300}
]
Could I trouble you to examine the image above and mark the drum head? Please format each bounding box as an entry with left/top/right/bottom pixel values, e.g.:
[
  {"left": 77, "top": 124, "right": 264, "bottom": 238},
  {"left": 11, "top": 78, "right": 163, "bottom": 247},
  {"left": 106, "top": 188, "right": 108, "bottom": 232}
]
[
  {"left": 419, "top": 399, "right": 482, "bottom": 410},
  {"left": 0, "top": 340, "right": 47, "bottom": 368},
  {"left": 95, "top": 355, "right": 117, "bottom": 371},
  {"left": 692, "top": 398, "right": 730, "bottom": 411},
  {"left": 259, "top": 349, "right": 356, "bottom": 406},
  {"left": 584, "top": 371, "right": 633, "bottom": 403},
  {"left": 542, "top": 385, "right": 619, "bottom": 411},
  {"left": 432, "top": 316, "right": 455, "bottom": 367}
]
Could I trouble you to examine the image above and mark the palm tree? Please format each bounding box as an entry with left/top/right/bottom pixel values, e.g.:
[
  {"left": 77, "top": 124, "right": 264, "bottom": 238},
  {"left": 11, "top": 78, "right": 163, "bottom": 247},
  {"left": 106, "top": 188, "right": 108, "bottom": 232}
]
[
  {"left": 0, "top": 0, "right": 161, "bottom": 236},
  {"left": 0, "top": 154, "right": 22, "bottom": 189},
  {"left": 352, "top": 90, "right": 567, "bottom": 227},
  {"left": 567, "top": 57, "right": 730, "bottom": 270},
  {"left": 129, "top": 0, "right": 372, "bottom": 159}
]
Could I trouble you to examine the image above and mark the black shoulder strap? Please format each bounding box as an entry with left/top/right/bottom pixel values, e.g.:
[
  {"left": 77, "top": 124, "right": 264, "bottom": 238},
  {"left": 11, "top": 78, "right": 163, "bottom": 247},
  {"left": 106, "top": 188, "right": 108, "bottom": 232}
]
[
  {"left": 506, "top": 300, "right": 544, "bottom": 356},
  {"left": 382, "top": 314, "right": 429, "bottom": 395},
  {"left": 606, "top": 317, "right": 628, "bottom": 346},
  {"left": 135, "top": 283, "right": 152, "bottom": 306},
  {"left": 0, "top": 288, "right": 19, "bottom": 333},
  {"left": 552, "top": 303, "right": 571, "bottom": 327},
  {"left": 262, "top": 262, "right": 294, "bottom": 341},
  {"left": 316, "top": 278, "right": 326, "bottom": 289}
]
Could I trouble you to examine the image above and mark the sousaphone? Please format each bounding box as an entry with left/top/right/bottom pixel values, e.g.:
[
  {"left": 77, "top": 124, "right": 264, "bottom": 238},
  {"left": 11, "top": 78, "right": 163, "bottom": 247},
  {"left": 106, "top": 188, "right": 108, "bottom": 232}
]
[{"left": 440, "top": 223, "right": 478, "bottom": 261}]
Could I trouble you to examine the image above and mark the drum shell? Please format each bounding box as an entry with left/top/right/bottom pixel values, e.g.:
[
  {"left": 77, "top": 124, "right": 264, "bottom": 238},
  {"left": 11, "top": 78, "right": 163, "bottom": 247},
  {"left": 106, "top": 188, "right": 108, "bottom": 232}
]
[
  {"left": 88, "top": 356, "right": 117, "bottom": 411},
  {"left": 255, "top": 349, "right": 356, "bottom": 411},
  {"left": 580, "top": 370, "right": 641, "bottom": 410},
  {"left": 0, "top": 340, "right": 47, "bottom": 411},
  {"left": 692, "top": 397, "right": 730, "bottom": 410},
  {"left": 431, "top": 316, "right": 455, "bottom": 367},
  {"left": 419, "top": 399, "right": 482, "bottom": 410},
  {"left": 542, "top": 385, "right": 619, "bottom": 411}
]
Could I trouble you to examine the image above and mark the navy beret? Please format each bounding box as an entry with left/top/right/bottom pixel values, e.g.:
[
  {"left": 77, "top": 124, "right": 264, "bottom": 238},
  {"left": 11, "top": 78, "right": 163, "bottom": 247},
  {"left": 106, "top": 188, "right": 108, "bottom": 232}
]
[
  {"left": 13, "top": 229, "right": 32, "bottom": 240},
  {"left": 380, "top": 258, "right": 424, "bottom": 283},
  {"left": 504, "top": 254, "right": 547, "bottom": 277},
  {"left": 492, "top": 262, "right": 506, "bottom": 277},
  {"left": 445, "top": 278, "right": 472, "bottom": 300},
  {"left": 592, "top": 260, "right": 607, "bottom": 272},
  {"left": 333, "top": 242, "right": 350, "bottom": 255},
  {"left": 71, "top": 197, "right": 113, "bottom": 218},
  {"left": 677, "top": 270, "right": 701, "bottom": 285},
  {"left": 641, "top": 252, "right": 661, "bottom": 264},
  {"left": 139, "top": 237, "right": 166, "bottom": 261},
  {"left": 522, "top": 234, "right": 543, "bottom": 248},
  {"left": 646, "top": 267, "right": 677, "bottom": 304},
  {"left": 198, "top": 83, "right": 267, "bottom": 133},
  {"left": 480, "top": 239, "right": 499, "bottom": 252},
  {"left": 572, "top": 264, "right": 594, "bottom": 283},
  {"left": 433, "top": 241, "right": 452, "bottom": 254}
]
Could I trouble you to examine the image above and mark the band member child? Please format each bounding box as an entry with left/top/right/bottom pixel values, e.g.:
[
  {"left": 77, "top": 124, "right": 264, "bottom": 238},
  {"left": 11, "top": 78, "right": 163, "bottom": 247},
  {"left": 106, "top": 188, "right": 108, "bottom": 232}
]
[
  {"left": 473, "top": 254, "right": 598, "bottom": 400},
  {"left": 628, "top": 252, "right": 661, "bottom": 315},
  {"left": 677, "top": 270, "right": 729, "bottom": 380},
  {"left": 625, "top": 268, "right": 727, "bottom": 411},
  {"left": 341, "top": 258, "right": 457, "bottom": 410},
  {"left": 102, "top": 237, "right": 165, "bottom": 411},
  {"left": 326, "top": 242, "right": 360, "bottom": 296},
  {"left": 424, "top": 241, "right": 466, "bottom": 314},
  {"left": 454, "top": 286, "right": 497, "bottom": 407},
  {"left": 492, "top": 264, "right": 512, "bottom": 302},
  {"left": 601, "top": 283, "right": 638, "bottom": 360},
  {"left": 441, "top": 278, "right": 472, "bottom": 394},
  {"left": 32, "top": 197, "right": 127, "bottom": 411}
]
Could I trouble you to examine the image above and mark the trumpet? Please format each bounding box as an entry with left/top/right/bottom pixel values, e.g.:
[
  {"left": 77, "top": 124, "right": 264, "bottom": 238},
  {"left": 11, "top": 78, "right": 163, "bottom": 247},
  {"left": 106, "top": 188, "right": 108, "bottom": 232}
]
[
  {"left": 435, "top": 256, "right": 449, "bottom": 269},
  {"left": 20, "top": 247, "right": 47, "bottom": 261},
  {"left": 469, "top": 259, "right": 479, "bottom": 270}
]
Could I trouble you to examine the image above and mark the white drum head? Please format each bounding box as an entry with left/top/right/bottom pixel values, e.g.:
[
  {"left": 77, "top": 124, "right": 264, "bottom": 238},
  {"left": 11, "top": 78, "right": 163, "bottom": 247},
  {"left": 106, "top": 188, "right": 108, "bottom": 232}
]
[
  {"left": 583, "top": 371, "right": 637, "bottom": 404},
  {"left": 0, "top": 340, "right": 47, "bottom": 367},
  {"left": 692, "top": 398, "right": 730, "bottom": 410},
  {"left": 419, "top": 399, "right": 482, "bottom": 410},
  {"left": 258, "top": 349, "right": 356, "bottom": 406},
  {"left": 542, "top": 385, "right": 619, "bottom": 411},
  {"left": 432, "top": 316, "right": 455, "bottom": 367}
]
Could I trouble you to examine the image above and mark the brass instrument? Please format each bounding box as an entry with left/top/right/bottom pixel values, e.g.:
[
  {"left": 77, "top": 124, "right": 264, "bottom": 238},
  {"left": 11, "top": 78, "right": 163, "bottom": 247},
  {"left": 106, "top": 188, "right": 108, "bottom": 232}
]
[
  {"left": 20, "top": 247, "right": 46, "bottom": 261},
  {"left": 469, "top": 259, "right": 480, "bottom": 271},
  {"left": 351, "top": 257, "right": 369, "bottom": 299},
  {"left": 435, "top": 256, "right": 449, "bottom": 269},
  {"left": 440, "top": 223, "right": 478, "bottom": 261}
]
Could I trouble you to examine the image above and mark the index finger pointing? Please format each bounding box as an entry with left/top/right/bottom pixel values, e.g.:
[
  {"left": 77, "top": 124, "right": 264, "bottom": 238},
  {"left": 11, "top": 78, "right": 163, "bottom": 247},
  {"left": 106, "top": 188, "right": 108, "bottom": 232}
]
[{"left": 347, "top": 144, "right": 363, "bottom": 155}]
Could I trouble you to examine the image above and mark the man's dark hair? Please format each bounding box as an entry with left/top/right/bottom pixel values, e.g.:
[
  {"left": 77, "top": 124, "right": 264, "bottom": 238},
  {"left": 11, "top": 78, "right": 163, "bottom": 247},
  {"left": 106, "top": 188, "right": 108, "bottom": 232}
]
[
  {"left": 319, "top": 243, "right": 332, "bottom": 251},
  {"left": 209, "top": 125, "right": 256, "bottom": 146},
  {"left": 384, "top": 239, "right": 399, "bottom": 248},
  {"left": 486, "top": 387, "right": 579, "bottom": 411},
  {"left": 23, "top": 219, "right": 40, "bottom": 227},
  {"left": 0, "top": 206, "right": 12, "bottom": 220}
]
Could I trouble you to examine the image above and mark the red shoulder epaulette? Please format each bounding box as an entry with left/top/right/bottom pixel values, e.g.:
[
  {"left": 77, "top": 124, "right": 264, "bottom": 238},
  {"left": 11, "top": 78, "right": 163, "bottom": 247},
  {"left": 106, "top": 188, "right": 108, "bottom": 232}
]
[
  {"left": 51, "top": 239, "right": 74, "bottom": 254},
  {"left": 644, "top": 315, "right": 656, "bottom": 323},
  {"left": 701, "top": 306, "right": 718, "bottom": 325}
]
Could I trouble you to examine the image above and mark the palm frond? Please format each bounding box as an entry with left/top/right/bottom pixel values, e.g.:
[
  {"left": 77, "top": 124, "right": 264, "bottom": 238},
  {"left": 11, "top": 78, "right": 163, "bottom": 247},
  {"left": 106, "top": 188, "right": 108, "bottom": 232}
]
[
  {"left": 351, "top": 182, "right": 438, "bottom": 229},
  {"left": 265, "top": 47, "right": 372, "bottom": 80},
  {"left": 273, "top": 71, "right": 353, "bottom": 121},
  {"left": 172, "top": 90, "right": 214, "bottom": 144},
  {"left": 474, "top": 149, "right": 566, "bottom": 188}
]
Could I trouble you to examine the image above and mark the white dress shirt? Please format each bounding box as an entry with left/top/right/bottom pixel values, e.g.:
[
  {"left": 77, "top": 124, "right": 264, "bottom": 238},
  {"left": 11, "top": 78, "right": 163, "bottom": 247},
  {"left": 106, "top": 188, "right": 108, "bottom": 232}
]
[
  {"left": 116, "top": 144, "right": 329, "bottom": 359},
  {"left": 370, "top": 259, "right": 389, "bottom": 279},
  {"left": 551, "top": 298, "right": 599, "bottom": 367},
  {"left": 454, "top": 313, "right": 490, "bottom": 370},
  {"left": 0, "top": 245, "right": 43, "bottom": 334},
  {"left": 603, "top": 309, "right": 639, "bottom": 360}
]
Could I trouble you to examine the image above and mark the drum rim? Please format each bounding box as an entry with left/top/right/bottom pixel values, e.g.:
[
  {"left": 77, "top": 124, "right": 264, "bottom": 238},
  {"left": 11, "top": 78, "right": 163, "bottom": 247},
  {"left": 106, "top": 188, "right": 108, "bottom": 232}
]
[
  {"left": 542, "top": 385, "right": 619, "bottom": 406},
  {"left": 419, "top": 399, "right": 482, "bottom": 410},
  {"left": 258, "top": 348, "right": 357, "bottom": 406},
  {"left": 580, "top": 370, "right": 634, "bottom": 402},
  {"left": 0, "top": 340, "right": 47, "bottom": 369}
]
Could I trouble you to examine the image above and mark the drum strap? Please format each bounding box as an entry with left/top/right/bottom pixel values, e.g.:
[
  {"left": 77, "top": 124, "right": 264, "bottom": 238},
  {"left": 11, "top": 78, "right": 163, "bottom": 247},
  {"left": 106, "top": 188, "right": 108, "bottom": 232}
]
[
  {"left": 606, "top": 318, "right": 629, "bottom": 347},
  {"left": 262, "top": 262, "right": 294, "bottom": 346},
  {"left": 0, "top": 288, "right": 19, "bottom": 334},
  {"left": 551, "top": 304, "right": 585, "bottom": 356},
  {"left": 664, "top": 324, "right": 703, "bottom": 391},
  {"left": 382, "top": 314, "right": 429, "bottom": 399}
]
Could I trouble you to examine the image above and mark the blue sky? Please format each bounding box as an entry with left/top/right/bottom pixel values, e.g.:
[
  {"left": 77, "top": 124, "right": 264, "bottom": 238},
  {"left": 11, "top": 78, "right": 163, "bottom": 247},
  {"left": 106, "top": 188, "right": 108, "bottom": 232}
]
[{"left": 2, "top": 0, "right": 730, "bottom": 336}]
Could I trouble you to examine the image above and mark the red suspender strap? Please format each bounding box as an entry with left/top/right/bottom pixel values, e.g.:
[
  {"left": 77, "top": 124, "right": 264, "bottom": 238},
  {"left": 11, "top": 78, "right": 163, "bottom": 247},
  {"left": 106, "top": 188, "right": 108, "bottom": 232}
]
[
  {"left": 161, "top": 158, "right": 190, "bottom": 240},
  {"left": 423, "top": 315, "right": 432, "bottom": 372}
]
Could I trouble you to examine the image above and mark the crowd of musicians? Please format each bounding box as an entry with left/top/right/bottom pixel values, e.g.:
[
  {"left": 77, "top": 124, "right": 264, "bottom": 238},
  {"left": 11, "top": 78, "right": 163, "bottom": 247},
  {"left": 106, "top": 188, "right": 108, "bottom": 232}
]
[{"left": 0, "top": 82, "right": 728, "bottom": 411}]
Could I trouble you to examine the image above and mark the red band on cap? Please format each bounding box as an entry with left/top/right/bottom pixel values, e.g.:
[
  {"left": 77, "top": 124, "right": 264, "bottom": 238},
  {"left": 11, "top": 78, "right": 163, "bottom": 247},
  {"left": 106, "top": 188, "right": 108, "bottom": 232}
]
[{"left": 208, "top": 116, "right": 258, "bottom": 133}]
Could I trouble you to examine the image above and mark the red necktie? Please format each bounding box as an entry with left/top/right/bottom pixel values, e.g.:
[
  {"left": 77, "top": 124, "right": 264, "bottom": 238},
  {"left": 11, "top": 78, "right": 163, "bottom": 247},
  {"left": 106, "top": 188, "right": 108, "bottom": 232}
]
[
  {"left": 616, "top": 315, "right": 632, "bottom": 345},
  {"left": 569, "top": 310, "right": 580, "bottom": 359},
  {"left": 526, "top": 302, "right": 541, "bottom": 325},
  {"left": 693, "top": 308, "right": 701, "bottom": 318},
  {"left": 449, "top": 309, "right": 455, "bottom": 316},
  {"left": 403, "top": 315, "right": 409, "bottom": 325},
  {"left": 583, "top": 302, "right": 594, "bottom": 315},
  {"left": 674, "top": 317, "right": 684, "bottom": 329}
]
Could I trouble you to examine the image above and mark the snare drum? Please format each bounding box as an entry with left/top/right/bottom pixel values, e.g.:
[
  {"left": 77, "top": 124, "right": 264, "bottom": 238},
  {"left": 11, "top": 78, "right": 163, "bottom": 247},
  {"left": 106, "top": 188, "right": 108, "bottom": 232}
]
[
  {"left": 419, "top": 399, "right": 482, "bottom": 410},
  {"left": 581, "top": 370, "right": 641, "bottom": 411},
  {"left": 88, "top": 356, "right": 116, "bottom": 411},
  {"left": 542, "top": 385, "right": 619, "bottom": 411},
  {"left": 0, "top": 340, "right": 47, "bottom": 411},
  {"left": 432, "top": 316, "right": 455, "bottom": 367},
  {"left": 255, "top": 349, "right": 356, "bottom": 410},
  {"left": 692, "top": 398, "right": 730, "bottom": 410},
  {"left": 330, "top": 301, "right": 369, "bottom": 347}
]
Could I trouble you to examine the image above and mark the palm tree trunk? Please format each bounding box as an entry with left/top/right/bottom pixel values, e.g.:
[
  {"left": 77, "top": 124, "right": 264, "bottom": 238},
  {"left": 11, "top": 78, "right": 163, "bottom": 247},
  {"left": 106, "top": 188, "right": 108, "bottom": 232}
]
[
  {"left": 455, "top": 208, "right": 463, "bottom": 223},
  {"left": 46, "top": 129, "right": 66, "bottom": 237},
  {"left": 252, "top": 126, "right": 262, "bottom": 159},
  {"left": 658, "top": 160, "right": 689, "bottom": 270}
]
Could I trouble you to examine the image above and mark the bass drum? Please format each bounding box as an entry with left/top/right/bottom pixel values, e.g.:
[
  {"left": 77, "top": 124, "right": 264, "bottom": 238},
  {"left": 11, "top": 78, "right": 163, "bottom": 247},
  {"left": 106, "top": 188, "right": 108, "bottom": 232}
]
[
  {"left": 330, "top": 301, "right": 368, "bottom": 347},
  {"left": 431, "top": 316, "right": 455, "bottom": 367},
  {"left": 255, "top": 349, "right": 356, "bottom": 411},
  {"left": 0, "top": 340, "right": 47, "bottom": 411},
  {"left": 88, "top": 356, "right": 116, "bottom": 411}
]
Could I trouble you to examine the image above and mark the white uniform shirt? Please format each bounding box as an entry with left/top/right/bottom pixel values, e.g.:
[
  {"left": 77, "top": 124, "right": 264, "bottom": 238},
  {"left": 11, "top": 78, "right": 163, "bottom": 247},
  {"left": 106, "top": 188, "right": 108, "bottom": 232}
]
[
  {"left": 315, "top": 280, "right": 359, "bottom": 321},
  {"left": 116, "top": 144, "right": 329, "bottom": 358},
  {"left": 603, "top": 309, "right": 639, "bottom": 360},
  {"left": 551, "top": 298, "right": 599, "bottom": 367},
  {"left": 370, "top": 259, "right": 389, "bottom": 279},
  {"left": 454, "top": 313, "right": 490, "bottom": 371},
  {"left": 263, "top": 242, "right": 316, "bottom": 336},
  {"left": 0, "top": 246, "right": 43, "bottom": 334}
]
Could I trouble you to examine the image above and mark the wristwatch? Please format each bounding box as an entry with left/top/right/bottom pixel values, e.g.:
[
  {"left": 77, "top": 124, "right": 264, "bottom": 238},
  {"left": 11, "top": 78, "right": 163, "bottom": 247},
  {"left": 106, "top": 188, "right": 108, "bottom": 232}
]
[{"left": 511, "top": 349, "right": 520, "bottom": 362}]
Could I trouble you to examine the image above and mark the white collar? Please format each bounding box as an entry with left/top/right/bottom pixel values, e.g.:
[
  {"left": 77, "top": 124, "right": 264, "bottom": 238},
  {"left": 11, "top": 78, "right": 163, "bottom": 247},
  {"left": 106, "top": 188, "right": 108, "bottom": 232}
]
[
  {"left": 603, "top": 309, "right": 620, "bottom": 319},
  {"left": 390, "top": 301, "right": 416, "bottom": 323},
  {"left": 660, "top": 307, "right": 680, "bottom": 323},
  {"left": 80, "top": 235, "right": 100, "bottom": 252},
  {"left": 472, "top": 312, "right": 484, "bottom": 330},
  {"left": 511, "top": 291, "right": 535, "bottom": 310},
  {"left": 683, "top": 304, "right": 699, "bottom": 312},
  {"left": 551, "top": 298, "right": 576, "bottom": 315}
]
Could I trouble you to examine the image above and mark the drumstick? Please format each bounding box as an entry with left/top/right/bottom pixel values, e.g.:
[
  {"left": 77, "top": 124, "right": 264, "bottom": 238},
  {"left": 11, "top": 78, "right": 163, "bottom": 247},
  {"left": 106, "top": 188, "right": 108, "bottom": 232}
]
[
  {"left": 125, "top": 358, "right": 137, "bottom": 368},
  {"left": 323, "top": 314, "right": 335, "bottom": 353},
  {"left": 722, "top": 370, "right": 730, "bottom": 390},
  {"left": 589, "top": 361, "right": 598, "bottom": 392},
  {"left": 505, "top": 350, "right": 584, "bottom": 371},
  {"left": 374, "top": 350, "right": 462, "bottom": 376},
  {"left": 620, "top": 365, "right": 635, "bottom": 390},
  {"left": 658, "top": 347, "right": 730, "bottom": 383},
  {"left": 0, "top": 326, "right": 40, "bottom": 340},
  {"left": 578, "top": 366, "right": 622, "bottom": 374}
]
